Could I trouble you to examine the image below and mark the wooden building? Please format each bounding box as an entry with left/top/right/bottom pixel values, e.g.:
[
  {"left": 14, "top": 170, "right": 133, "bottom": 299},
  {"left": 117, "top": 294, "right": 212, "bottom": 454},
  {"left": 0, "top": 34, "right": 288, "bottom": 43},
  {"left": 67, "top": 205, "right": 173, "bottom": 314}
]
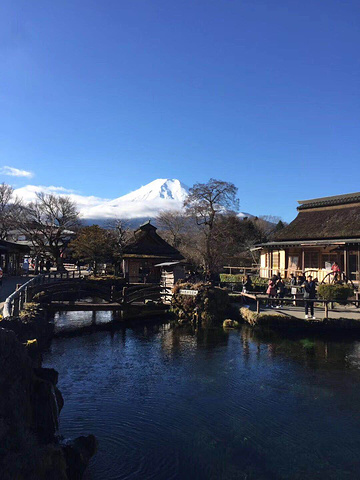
[
  {"left": 258, "top": 192, "right": 360, "bottom": 283},
  {"left": 0, "top": 239, "right": 30, "bottom": 275},
  {"left": 156, "top": 261, "right": 186, "bottom": 303},
  {"left": 122, "top": 221, "right": 184, "bottom": 284}
]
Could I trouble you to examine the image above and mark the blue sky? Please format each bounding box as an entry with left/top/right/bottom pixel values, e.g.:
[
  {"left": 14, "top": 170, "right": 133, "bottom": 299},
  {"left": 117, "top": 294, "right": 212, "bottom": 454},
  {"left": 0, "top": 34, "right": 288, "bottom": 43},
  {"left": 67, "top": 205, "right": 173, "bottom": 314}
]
[{"left": 1, "top": 0, "right": 359, "bottom": 221}]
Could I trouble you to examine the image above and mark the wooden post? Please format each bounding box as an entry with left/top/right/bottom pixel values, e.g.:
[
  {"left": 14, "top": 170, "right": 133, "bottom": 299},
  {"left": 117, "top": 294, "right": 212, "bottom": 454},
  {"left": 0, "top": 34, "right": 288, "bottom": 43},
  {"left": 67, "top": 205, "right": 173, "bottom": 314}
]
[
  {"left": 301, "top": 249, "right": 305, "bottom": 273},
  {"left": 344, "top": 247, "right": 348, "bottom": 280},
  {"left": 324, "top": 301, "right": 329, "bottom": 319},
  {"left": 256, "top": 297, "right": 260, "bottom": 314}
]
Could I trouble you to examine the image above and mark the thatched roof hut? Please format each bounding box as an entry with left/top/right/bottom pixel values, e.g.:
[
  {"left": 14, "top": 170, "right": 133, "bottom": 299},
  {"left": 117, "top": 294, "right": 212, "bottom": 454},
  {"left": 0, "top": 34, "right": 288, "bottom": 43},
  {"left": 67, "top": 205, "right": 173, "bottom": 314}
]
[
  {"left": 275, "top": 192, "right": 360, "bottom": 242},
  {"left": 122, "top": 221, "right": 183, "bottom": 283},
  {"left": 258, "top": 192, "right": 360, "bottom": 282}
]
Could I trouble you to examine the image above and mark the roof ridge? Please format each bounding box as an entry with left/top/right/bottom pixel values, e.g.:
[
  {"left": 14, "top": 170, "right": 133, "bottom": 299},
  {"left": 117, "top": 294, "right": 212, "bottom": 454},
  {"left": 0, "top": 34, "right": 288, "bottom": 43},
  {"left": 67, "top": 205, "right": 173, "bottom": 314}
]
[{"left": 298, "top": 192, "right": 360, "bottom": 210}]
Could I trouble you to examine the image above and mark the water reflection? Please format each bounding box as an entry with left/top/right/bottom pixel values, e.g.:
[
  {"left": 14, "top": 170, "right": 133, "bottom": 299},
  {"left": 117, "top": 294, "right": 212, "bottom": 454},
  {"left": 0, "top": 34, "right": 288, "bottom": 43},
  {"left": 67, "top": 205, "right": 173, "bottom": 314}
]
[
  {"left": 43, "top": 317, "right": 360, "bottom": 480},
  {"left": 53, "top": 310, "right": 116, "bottom": 333}
]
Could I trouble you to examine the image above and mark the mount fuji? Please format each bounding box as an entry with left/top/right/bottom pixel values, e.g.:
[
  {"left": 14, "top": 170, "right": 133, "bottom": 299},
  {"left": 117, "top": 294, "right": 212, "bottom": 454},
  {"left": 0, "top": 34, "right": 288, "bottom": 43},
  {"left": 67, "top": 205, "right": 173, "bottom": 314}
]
[
  {"left": 14, "top": 178, "right": 256, "bottom": 226},
  {"left": 82, "top": 178, "right": 189, "bottom": 221}
]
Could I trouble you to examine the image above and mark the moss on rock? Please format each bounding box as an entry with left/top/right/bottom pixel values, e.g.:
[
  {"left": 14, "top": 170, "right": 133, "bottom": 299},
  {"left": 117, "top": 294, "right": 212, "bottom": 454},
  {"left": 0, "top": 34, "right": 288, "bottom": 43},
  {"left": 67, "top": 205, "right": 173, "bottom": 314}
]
[{"left": 172, "top": 283, "right": 230, "bottom": 326}]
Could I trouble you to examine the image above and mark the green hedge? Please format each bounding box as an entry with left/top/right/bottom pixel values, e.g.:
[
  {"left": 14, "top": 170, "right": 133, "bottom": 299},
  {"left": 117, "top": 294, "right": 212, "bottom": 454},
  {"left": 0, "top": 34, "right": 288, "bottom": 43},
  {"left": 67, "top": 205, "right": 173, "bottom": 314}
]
[
  {"left": 317, "top": 284, "right": 354, "bottom": 302},
  {"left": 219, "top": 274, "right": 243, "bottom": 283}
]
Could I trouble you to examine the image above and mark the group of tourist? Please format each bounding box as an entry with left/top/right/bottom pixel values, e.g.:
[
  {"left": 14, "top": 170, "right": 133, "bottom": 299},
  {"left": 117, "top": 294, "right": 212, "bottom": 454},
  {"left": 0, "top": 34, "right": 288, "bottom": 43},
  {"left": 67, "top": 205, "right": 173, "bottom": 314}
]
[
  {"left": 265, "top": 271, "right": 317, "bottom": 319},
  {"left": 265, "top": 273, "right": 287, "bottom": 309}
]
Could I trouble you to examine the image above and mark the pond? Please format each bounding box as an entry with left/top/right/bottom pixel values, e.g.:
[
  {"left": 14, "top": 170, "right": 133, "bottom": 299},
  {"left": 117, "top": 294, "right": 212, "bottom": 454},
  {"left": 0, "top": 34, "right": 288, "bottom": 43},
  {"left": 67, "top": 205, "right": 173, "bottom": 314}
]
[{"left": 43, "top": 311, "right": 360, "bottom": 479}]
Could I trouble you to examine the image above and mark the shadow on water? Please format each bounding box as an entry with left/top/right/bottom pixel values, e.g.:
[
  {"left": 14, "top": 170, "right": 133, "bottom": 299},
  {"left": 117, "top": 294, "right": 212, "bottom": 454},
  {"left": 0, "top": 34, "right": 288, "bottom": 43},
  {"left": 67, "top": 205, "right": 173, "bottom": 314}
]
[{"left": 43, "top": 312, "right": 360, "bottom": 480}]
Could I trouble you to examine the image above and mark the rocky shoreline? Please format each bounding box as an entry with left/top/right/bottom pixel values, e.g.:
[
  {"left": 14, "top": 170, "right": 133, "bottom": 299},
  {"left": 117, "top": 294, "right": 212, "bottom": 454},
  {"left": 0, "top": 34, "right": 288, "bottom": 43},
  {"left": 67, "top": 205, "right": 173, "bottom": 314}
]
[{"left": 0, "top": 317, "right": 97, "bottom": 480}]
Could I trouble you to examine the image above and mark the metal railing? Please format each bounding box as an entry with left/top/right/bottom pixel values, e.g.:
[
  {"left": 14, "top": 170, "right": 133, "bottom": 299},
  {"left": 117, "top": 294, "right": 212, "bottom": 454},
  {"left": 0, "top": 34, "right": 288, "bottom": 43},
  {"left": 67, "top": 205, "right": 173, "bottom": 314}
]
[{"left": 3, "top": 270, "right": 83, "bottom": 318}]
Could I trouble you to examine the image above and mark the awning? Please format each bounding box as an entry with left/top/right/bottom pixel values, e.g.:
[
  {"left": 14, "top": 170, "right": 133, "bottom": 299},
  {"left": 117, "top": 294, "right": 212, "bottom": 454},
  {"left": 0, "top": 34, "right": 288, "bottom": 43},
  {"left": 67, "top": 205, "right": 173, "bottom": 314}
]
[{"left": 255, "top": 238, "right": 360, "bottom": 249}]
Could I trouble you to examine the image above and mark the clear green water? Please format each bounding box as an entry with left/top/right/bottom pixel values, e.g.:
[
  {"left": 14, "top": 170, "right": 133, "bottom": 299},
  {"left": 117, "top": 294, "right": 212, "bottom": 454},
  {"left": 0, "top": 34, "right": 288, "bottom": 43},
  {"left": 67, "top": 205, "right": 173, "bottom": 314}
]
[{"left": 43, "top": 312, "right": 360, "bottom": 479}]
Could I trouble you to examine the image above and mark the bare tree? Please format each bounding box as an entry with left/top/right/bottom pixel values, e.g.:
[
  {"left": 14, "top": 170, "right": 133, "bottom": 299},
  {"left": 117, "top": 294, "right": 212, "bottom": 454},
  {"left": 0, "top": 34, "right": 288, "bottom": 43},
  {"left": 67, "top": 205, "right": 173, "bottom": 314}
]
[
  {"left": 156, "top": 210, "right": 188, "bottom": 248},
  {"left": 184, "top": 179, "right": 239, "bottom": 277},
  {"left": 0, "top": 183, "right": 22, "bottom": 240},
  {"left": 106, "top": 219, "right": 132, "bottom": 275},
  {"left": 19, "top": 192, "right": 80, "bottom": 270}
]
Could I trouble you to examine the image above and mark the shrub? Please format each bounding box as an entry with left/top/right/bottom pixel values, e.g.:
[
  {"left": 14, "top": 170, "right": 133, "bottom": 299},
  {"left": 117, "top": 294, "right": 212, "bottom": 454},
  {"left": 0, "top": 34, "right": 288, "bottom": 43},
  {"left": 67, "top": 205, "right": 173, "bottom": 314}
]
[
  {"left": 219, "top": 275, "right": 269, "bottom": 292},
  {"left": 317, "top": 284, "right": 354, "bottom": 303},
  {"left": 219, "top": 274, "right": 243, "bottom": 283},
  {"left": 223, "top": 319, "right": 240, "bottom": 328},
  {"left": 19, "top": 302, "right": 41, "bottom": 320},
  {"left": 172, "top": 282, "right": 230, "bottom": 326}
]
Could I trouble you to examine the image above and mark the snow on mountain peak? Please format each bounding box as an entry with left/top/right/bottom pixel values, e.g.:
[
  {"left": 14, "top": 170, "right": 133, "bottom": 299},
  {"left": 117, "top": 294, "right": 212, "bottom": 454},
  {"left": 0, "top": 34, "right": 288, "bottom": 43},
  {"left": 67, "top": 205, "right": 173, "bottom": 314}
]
[
  {"left": 80, "top": 178, "right": 189, "bottom": 219},
  {"left": 111, "top": 178, "right": 189, "bottom": 204},
  {"left": 14, "top": 178, "right": 256, "bottom": 222}
]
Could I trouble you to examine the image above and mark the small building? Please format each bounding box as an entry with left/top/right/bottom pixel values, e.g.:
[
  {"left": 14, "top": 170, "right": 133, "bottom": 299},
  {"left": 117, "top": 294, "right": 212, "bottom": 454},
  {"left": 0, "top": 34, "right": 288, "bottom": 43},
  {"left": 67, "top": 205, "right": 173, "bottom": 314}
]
[
  {"left": 122, "top": 221, "right": 184, "bottom": 284},
  {"left": 0, "top": 239, "right": 30, "bottom": 275},
  {"left": 258, "top": 192, "right": 360, "bottom": 283},
  {"left": 155, "top": 261, "right": 186, "bottom": 303}
]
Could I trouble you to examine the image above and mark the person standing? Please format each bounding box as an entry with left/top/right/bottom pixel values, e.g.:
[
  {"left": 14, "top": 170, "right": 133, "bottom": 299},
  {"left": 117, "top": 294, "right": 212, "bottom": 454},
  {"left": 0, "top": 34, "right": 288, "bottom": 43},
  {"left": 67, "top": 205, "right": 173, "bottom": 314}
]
[
  {"left": 331, "top": 262, "right": 341, "bottom": 282},
  {"left": 276, "top": 277, "right": 286, "bottom": 308},
  {"left": 242, "top": 275, "right": 252, "bottom": 293},
  {"left": 302, "top": 275, "right": 316, "bottom": 319},
  {"left": 22, "top": 258, "right": 29, "bottom": 276},
  {"left": 266, "top": 279, "right": 277, "bottom": 308},
  {"left": 46, "top": 259, "right": 52, "bottom": 273},
  {"left": 39, "top": 258, "right": 45, "bottom": 273}
]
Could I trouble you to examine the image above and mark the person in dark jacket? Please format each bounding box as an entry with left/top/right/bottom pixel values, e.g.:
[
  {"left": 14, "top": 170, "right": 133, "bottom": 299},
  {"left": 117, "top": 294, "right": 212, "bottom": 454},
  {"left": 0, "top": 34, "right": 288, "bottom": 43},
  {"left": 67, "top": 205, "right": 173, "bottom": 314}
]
[
  {"left": 275, "top": 278, "right": 286, "bottom": 308},
  {"left": 302, "top": 275, "right": 316, "bottom": 319},
  {"left": 242, "top": 275, "right": 252, "bottom": 293}
]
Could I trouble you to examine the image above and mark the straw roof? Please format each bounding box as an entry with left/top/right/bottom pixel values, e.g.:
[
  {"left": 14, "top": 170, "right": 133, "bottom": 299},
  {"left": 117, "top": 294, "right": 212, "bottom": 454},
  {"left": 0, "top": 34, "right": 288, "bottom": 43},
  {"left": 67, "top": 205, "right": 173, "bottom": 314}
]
[
  {"left": 123, "top": 221, "right": 184, "bottom": 259},
  {"left": 275, "top": 204, "right": 360, "bottom": 241}
]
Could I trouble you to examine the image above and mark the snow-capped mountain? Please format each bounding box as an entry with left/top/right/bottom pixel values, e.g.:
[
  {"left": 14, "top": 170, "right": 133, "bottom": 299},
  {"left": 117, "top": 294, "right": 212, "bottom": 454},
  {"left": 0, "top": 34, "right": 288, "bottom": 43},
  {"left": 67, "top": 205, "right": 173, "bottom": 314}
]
[
  {"left": 14, "top": 178, "right": 255, "bottom": 225},
  {"left": 82, "top": 178, "right": 189, "bottom": 220},
  {"left": 237, "top": 211, "right": 255, "bottom": 220},
  {"left": 108, "top": 178, "right": 188, "bottom": 204}
]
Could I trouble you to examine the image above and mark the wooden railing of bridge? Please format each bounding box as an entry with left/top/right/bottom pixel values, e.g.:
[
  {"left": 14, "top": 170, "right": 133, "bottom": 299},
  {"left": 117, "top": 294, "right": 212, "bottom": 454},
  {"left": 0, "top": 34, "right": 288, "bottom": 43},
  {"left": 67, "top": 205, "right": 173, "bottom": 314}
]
[
  {"left": 3, "top": 271, "right": 83, "bottom": 318},
  {"left": 3, "top": 273, "right": 173, "bottom": 318}
]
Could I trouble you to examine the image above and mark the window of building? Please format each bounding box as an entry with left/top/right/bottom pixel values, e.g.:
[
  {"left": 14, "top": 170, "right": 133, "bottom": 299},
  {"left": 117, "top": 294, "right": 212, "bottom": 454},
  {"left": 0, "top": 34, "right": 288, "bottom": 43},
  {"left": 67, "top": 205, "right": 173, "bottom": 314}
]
[
  {"left": 321, "top": 253, "right": 338, "bottom": 269},
  {"left": 272, "top": 251, "right": 280, "bottom": 270},
  {"left": 304, "top": 252, "right": 319, "bottom": 269}
]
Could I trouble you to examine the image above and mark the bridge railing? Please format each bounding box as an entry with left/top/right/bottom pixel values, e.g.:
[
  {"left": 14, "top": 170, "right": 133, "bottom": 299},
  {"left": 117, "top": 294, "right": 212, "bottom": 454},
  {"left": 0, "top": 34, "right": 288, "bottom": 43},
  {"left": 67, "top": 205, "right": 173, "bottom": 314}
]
[
  {"left": 123, "top": 284, "right": 173, "bottom": 305},
  {"left": 3, "top": 270, "right": 83, "bottom": 318}
]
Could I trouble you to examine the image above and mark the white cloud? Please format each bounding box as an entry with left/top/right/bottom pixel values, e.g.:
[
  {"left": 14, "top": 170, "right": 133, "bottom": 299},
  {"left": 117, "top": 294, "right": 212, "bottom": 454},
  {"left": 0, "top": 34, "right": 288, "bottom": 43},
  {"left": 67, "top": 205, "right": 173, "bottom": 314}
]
[
  {"left": 14, "top": 184, "right": 109, "bottom": 211},
  {"left": 0, "top": 165, "right": 34, "bottom": 178}
]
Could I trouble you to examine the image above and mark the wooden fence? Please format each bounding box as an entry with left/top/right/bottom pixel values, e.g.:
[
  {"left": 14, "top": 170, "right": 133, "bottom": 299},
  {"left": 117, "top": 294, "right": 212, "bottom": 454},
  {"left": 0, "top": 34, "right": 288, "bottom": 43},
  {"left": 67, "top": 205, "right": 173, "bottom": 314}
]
[{"left": 239, "top": 291, "right": 360, "bottom": 319}]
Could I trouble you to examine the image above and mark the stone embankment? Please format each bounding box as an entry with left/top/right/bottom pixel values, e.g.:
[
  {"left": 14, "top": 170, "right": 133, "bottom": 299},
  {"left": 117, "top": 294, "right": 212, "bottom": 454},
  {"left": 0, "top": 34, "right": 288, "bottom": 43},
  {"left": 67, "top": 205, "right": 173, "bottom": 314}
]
[
  {"left": 0, "top": 324, "right": 96, "bottom": 479},
  {"left": 237, "top": 306, "right": 360, "bottom": 331}
]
